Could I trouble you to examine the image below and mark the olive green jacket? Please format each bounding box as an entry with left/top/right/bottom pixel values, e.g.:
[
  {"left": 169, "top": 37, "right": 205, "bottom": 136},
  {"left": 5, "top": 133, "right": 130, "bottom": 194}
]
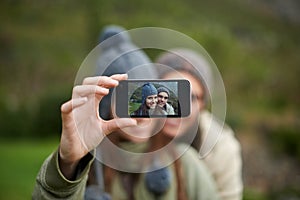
[{"left": 33, "top": 144, "right": 219, "bottom": 200}]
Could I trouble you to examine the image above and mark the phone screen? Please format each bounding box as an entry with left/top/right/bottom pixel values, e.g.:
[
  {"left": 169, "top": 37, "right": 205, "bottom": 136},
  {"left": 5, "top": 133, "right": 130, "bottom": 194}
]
[{"left": 115, "top": 79, "right": 190, "bottom": 118}]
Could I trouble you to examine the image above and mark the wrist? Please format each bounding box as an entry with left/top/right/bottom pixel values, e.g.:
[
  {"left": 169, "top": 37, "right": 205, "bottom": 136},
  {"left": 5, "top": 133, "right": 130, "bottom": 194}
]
[{"left": 58, "top": 149, "right": 81, "bottom": 180}]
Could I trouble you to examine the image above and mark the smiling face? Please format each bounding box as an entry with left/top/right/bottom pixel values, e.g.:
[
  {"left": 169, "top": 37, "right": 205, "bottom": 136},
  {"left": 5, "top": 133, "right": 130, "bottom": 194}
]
[
  {"left": 157, "top": 92, "right": 169, "bottom": 108},
  {"left": 161, "top": 71, "right": 205, "bottom": 138},
  {"left": 145, "top": 94, "right": 158, "bottom": 109}
]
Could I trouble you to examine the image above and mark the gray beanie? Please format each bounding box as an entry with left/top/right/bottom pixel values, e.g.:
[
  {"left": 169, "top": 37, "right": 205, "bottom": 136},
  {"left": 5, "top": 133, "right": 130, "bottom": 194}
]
[
  {"left": 98, "top": 25, "right": 130, "bottom": 45},
  {"left": 155, "top": 48, "right": 213, "bottom": 104},
  {"left": 157, "top": 87, "right": 170, "bottom": 97},
  {"left": 96, "top": 25, "right": 158, "bottom": 119},
  {"left": 142, "top": 83, "right": 158, "bottom": 104}
]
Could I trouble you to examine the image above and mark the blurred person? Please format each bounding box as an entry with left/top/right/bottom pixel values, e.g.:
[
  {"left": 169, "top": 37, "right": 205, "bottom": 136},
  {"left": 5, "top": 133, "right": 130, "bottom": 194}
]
[
  {"left": 157, "top": 86, "right": 175, "bottom": 115},
  {"left": 32, "top": 25, "right": 219, "bottom": 200},
  {"left": 155, "top": 48, "right": 243, "bottom": 200}
]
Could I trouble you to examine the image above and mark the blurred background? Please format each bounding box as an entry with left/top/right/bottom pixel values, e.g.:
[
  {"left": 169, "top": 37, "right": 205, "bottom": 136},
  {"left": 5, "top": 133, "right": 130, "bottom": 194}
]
[{"left": 0, "top": 0, "right": 299, "bottom": 199}]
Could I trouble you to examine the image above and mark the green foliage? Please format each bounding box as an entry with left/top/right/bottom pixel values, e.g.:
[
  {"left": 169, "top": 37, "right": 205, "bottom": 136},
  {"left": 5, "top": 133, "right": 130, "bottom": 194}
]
[
  {"left": 0, "top": 99, "right": 35, "bottom": 138},
  {"left": 243, "top": 188, "right": 268, "bottom": 200},
  {"left": 33, "top": 90, "right": 67, "bottom": 138},
  {"left": 0, "top": 89, "right": 67, "bottom": 139},
  {"left": 268, "top": 126, "right": 300, "bottom": 161},
  {"left": 1, "top": 0, "right": 299, "bottom": 139},
  {"left": 129, "top": 102, "right": 141, "bottom": 114},
  {"left": 269, "top": 187, "right": 300, "bottom": 200}
]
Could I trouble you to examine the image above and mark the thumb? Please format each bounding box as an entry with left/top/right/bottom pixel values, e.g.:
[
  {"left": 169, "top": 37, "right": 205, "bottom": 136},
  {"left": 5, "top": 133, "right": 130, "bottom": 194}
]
[{"left": 103, "top": 118, "right": 137, "bottom": 135}]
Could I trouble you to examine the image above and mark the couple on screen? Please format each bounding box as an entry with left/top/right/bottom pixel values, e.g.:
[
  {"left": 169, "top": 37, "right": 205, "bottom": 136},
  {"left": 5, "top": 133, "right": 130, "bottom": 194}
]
[{"left": 131, "top": 83, "right": 175, "bottom": 117}]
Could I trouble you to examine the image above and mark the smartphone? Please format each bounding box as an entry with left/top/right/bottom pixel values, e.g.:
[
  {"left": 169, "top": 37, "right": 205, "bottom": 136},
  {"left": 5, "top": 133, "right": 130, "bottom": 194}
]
[{"left": 115, "top": 79, "right": 191, "bottom": 118}]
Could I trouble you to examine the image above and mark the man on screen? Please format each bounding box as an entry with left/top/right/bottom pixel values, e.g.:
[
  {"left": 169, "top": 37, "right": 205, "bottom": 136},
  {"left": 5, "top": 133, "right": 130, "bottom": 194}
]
[{"left": 157, "top": 86, "right": 175, "bottom": 115}]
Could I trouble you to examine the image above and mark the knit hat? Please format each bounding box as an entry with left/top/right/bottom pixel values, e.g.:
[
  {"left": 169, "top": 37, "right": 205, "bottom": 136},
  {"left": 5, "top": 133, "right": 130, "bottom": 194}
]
[
  {"left": 155, "top": 48, "right": 213, "bottom": 104},
  {"left": 98, "top": 25, "right": 130, "bottom": 45},
  {"left": 96, "top": 25, "right": 158, "bottom": 119},
  {"left": 142, "top": 83, "right": 157, "bottom": 104},
  {"left": 157, "top": 86, "right": 170, "bottom": 97}
]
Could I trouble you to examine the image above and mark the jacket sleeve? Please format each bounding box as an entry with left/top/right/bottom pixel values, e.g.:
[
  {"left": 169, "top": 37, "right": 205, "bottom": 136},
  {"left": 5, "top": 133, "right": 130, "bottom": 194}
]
[
  {"left": 201, "top": 111, "right": 243, "bottom": 200},
  {"left": 204, "top": 127, "right": 243, "bottom": 200},
  {"left": 32, "top": 149, "right": 94, "bottom": 200}
]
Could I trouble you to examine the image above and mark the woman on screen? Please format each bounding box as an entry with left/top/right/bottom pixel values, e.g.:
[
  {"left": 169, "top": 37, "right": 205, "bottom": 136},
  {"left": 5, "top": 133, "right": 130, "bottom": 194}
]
[{"left": 131, "top": 83, "right": 166, "bottom": 116}]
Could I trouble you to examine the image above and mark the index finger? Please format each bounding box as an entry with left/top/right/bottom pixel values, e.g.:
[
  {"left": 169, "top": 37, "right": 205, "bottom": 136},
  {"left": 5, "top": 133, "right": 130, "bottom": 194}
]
[
  {"left": 110, "top": 74, "right": 128, "bottom": 81},
  {"left": 82, "top": 76, "right": 119, "bottom": 88},
  {"left": 82, "top": 74, "right": 128, "bottom": 86}
]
